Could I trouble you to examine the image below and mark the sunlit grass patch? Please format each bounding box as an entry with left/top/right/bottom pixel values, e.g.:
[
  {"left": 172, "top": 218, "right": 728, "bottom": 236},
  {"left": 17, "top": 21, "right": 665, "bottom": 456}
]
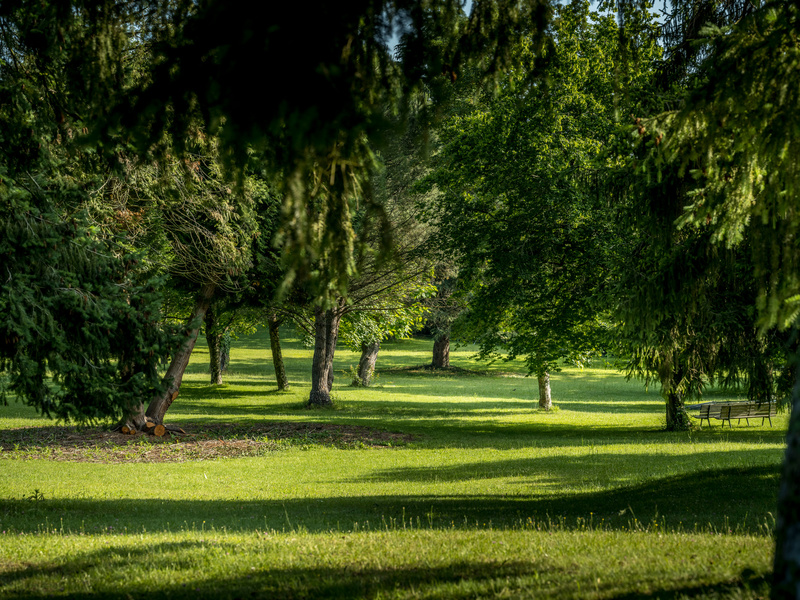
[{"left": 0, "top": 328, "right": 787, "bottom": 598}]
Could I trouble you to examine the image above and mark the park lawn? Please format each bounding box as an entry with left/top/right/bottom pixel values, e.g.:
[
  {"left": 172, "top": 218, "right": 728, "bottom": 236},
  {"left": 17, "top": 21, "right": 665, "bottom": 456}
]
[{"left": 0, "top": 328, "right": 787, "bottom": 599}]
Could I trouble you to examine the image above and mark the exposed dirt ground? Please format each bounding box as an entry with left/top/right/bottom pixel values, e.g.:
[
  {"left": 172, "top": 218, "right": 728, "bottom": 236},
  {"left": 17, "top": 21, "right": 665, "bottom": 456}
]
[{"left": 0, "top": 422, "right": 416, "bottom": 463}]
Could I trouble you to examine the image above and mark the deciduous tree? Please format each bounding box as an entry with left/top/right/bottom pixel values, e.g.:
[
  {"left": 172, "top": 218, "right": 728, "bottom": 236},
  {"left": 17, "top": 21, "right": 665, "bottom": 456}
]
[{"left": 425, "top": 0, "right": 656, "bottom": 407}]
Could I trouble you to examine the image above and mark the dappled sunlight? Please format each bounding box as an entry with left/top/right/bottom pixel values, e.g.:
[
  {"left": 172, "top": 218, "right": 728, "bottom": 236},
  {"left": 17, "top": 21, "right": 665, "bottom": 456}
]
[{"left": 0, "top": 327, "right": 786, "bottom": 598}]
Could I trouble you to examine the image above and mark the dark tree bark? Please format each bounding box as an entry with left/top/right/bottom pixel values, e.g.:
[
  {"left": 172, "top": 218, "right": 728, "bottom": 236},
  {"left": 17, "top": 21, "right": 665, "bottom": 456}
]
[
  {"left": 749, "top": 345, "right": 774, "bottom": 404},
  {"left": 205, "top": 304, "right": 223, "bottom": 385},
  {"left": 115, "top": 356, "right": 150, "bottom": 431},
  {"left": 220, "top": 332, "right": 230, "bottom": 372},
  {"left": 268, "top": 312, "right": 289, "bottom": 391},
  {"left": 354, "top": 340, "right": 380, "bottom": 386},
  {"left": 308, "top": 306, "right": 341, "bottom": 406},
  {"left": 664, "top": 367, "right": 690, "bottom": 431},
  {"left": 117, "top": 398, "right": 148, "bottom": 432},
  {"left": 146, "top": 283, "right": 216, "bottom": 424},
  {"left": 773, "top": 362, "right": 800, "bottom": 598},
  {"left": 432, "top": 333, "right": 450, "bottom": 368},
  {"left": 537, "top": 372, "right": 552, "bottom": 410}
]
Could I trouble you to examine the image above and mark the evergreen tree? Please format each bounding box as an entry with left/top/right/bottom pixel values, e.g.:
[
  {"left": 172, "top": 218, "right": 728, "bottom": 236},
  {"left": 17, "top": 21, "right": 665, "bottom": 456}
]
[
  {"left": 625, "top": 0, "right": 800, "bottom": 590},
  {"left": 0, "top": 2, "right": 182, "bottom": 424},
  {"left": 0, "top": 195, "right": 179, "bottom": 424},
  {"left": 2, "top": 0, "right": 555, "bottom": 303}
]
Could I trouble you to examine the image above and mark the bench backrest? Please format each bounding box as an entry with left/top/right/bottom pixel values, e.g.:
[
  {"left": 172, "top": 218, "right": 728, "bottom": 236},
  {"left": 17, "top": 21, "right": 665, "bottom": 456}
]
[
  {"left": 700, "top": 404, "right": 722, "bottom": 418},
  {"left": 748, "top": 403, "right": 777, "bottom": 417},
  {"left": 728, "top": 404, "right": 751, "bottom": 419}
]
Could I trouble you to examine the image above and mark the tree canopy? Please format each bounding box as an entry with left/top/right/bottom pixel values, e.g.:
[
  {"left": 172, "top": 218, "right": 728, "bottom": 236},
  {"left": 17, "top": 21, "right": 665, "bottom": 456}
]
[{"left": 422, "top": 0, "right": 659, "bottom": 396}]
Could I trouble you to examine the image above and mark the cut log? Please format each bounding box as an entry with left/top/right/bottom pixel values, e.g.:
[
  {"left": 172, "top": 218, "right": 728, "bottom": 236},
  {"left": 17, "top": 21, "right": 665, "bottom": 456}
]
[
  {"left": 170, "top": 390, "right": 179, "bottom": 401},
  {"left": 121, "top": 426, "right": 131, "bottom": 435},
  {"left": 144, "top": 421, "right": 156, "bottom": 430},
  {"left": 164, "top": 424, "right": 186, "bottom": 434},
  {"left": 153, "top": 424, "right": 167, "bottom": 437}
]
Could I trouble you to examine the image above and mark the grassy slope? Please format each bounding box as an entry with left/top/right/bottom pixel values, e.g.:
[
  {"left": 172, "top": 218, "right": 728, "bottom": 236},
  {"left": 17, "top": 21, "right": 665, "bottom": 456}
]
[{"left": 0, "top": 329, "right": 786, "bottom": 599}]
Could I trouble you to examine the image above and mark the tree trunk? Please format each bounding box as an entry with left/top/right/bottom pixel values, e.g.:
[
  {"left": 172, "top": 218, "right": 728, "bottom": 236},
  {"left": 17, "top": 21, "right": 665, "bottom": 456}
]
[
  {"left": 205, "top": 304, "right": 223, "bottom": 385},
  {"left": 269, "top": 313, "right": 289, "bottom": 391},
  {"left": 115, "top": 356, "right": 149, "bottom": 431},
  {"left": 772, "top": 360, "right": 800, "bottom": 598},
  {"left": 664, "top": 367, "right": 690, "bottom": 431},
  {"left": 308, "top": 306, "right": 341, "bottom": 407},
  {"left": 432, "top": 334, "right": 450, "bottom": 368},
  {"left": 220, "top": 332, "right": 230, "bottom": 372},
  {"left": 749, "top": 339, "right": 774, "bottom": 404},
  {"left": 354, "top": 340, "right": 380, "bottom": 386},
  {"left": 117, "top": 400, "right": 148, "bottom": 432},
  {"left": 146, "top": 283, "right": 215, "bottom": 424},
  {"left": 537, "top": 372, "right": 552, "bottom": 410}
]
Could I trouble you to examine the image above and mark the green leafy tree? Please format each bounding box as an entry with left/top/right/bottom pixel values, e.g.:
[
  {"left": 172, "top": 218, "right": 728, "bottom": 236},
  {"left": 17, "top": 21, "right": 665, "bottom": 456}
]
[
  {"left": 423, "top": 264, "right": 462, "bottom": 369},
  {"left": 602, "top": 0, "right": 788, "bottom": 431},
  {"left": 1, "top": 0, "right": 559, "bottom": 422},
  {"left": 301, "top": 200, "right": 435, "bottom": 406},
  {"left": 338, "top": 284, "right": 431, "bottom": 387},
  {"left": 67, "top": 137, "right": 259, "bottom": 427},
  {"left": 0, "top": 2, "right": 260, "bottom": 427},
  {"left": 425, "top": 0, "right": 657, "bottom": 407}
]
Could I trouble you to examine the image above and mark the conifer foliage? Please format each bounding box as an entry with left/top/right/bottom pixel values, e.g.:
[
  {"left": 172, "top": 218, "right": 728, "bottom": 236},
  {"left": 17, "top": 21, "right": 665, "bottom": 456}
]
[
  {"left": 0, "top": 0, "right": 179, "bottom": 423},
  {"left": 0, "top": 201, "right": 177, "bottom": 423}
]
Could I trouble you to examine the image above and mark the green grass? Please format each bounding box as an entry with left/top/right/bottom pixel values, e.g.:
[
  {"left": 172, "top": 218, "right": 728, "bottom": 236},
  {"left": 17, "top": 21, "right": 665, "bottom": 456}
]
[{"left": 0, "top": 328, "right": 787, "bottom": 598}]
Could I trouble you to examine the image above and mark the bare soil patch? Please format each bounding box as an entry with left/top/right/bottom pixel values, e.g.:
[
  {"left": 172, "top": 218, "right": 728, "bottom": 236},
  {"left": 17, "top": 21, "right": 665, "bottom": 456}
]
[{"left": 0, "top": 422, "right": 416, "bottom": 464}]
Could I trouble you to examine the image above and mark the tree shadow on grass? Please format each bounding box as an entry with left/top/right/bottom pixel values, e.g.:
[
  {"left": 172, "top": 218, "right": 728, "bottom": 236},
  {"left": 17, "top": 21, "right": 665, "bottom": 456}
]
[
  {"left": 0, "top": 546, "right": 771, "bottom": 599},
  {"left": 0, "top": 465, "right": 778, "bottom": 535},
  {"left": 353, "top": 448, "right": 780, "bottom": 485}
]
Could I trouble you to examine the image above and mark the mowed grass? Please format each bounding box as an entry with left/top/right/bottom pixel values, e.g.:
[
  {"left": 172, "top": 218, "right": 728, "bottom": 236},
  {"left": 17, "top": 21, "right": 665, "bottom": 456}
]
[{"left": 0, "top": 329, "right": 787, "bottom": 599}]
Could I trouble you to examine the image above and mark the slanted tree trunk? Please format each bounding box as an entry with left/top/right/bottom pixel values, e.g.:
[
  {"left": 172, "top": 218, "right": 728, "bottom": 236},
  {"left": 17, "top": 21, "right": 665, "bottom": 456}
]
[
  {"left": 269, "top": 312, "right": 289, "bottom": 391},
  {"left": 146, "top": 283, "right": 215, "bottom": 424},
  {"left": 308, "top": 306, "right": 341, "bottom": 407},
  {"left": 354, "top": 340, "right": 380, "bottom": 386},
  {"left": 537, "top": 372, "right": 552, "bottom": 410},
  {"left": 773, "top": 360, "right": 800, "bottom": 598},
  {"left": 432, "top": 333, "right": 450, "bottom": 368},
  {"left": 205, "top": 304, "right": 223, "bottom": 385}
]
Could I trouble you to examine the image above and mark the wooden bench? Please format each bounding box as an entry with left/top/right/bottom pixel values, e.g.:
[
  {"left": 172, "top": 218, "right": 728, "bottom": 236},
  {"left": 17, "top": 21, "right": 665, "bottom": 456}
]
[
  {"left": 719, "top": 403, "right": 751, "bottom": 428},
  {"left": 746, "top": 402, "right": 777, "bottom": 427},
  {"left": 695, "top": 403, "right": 720, "bottom": 427},
  {"left": 691, "top": 401, "right": 776, "bottom": 428}
]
